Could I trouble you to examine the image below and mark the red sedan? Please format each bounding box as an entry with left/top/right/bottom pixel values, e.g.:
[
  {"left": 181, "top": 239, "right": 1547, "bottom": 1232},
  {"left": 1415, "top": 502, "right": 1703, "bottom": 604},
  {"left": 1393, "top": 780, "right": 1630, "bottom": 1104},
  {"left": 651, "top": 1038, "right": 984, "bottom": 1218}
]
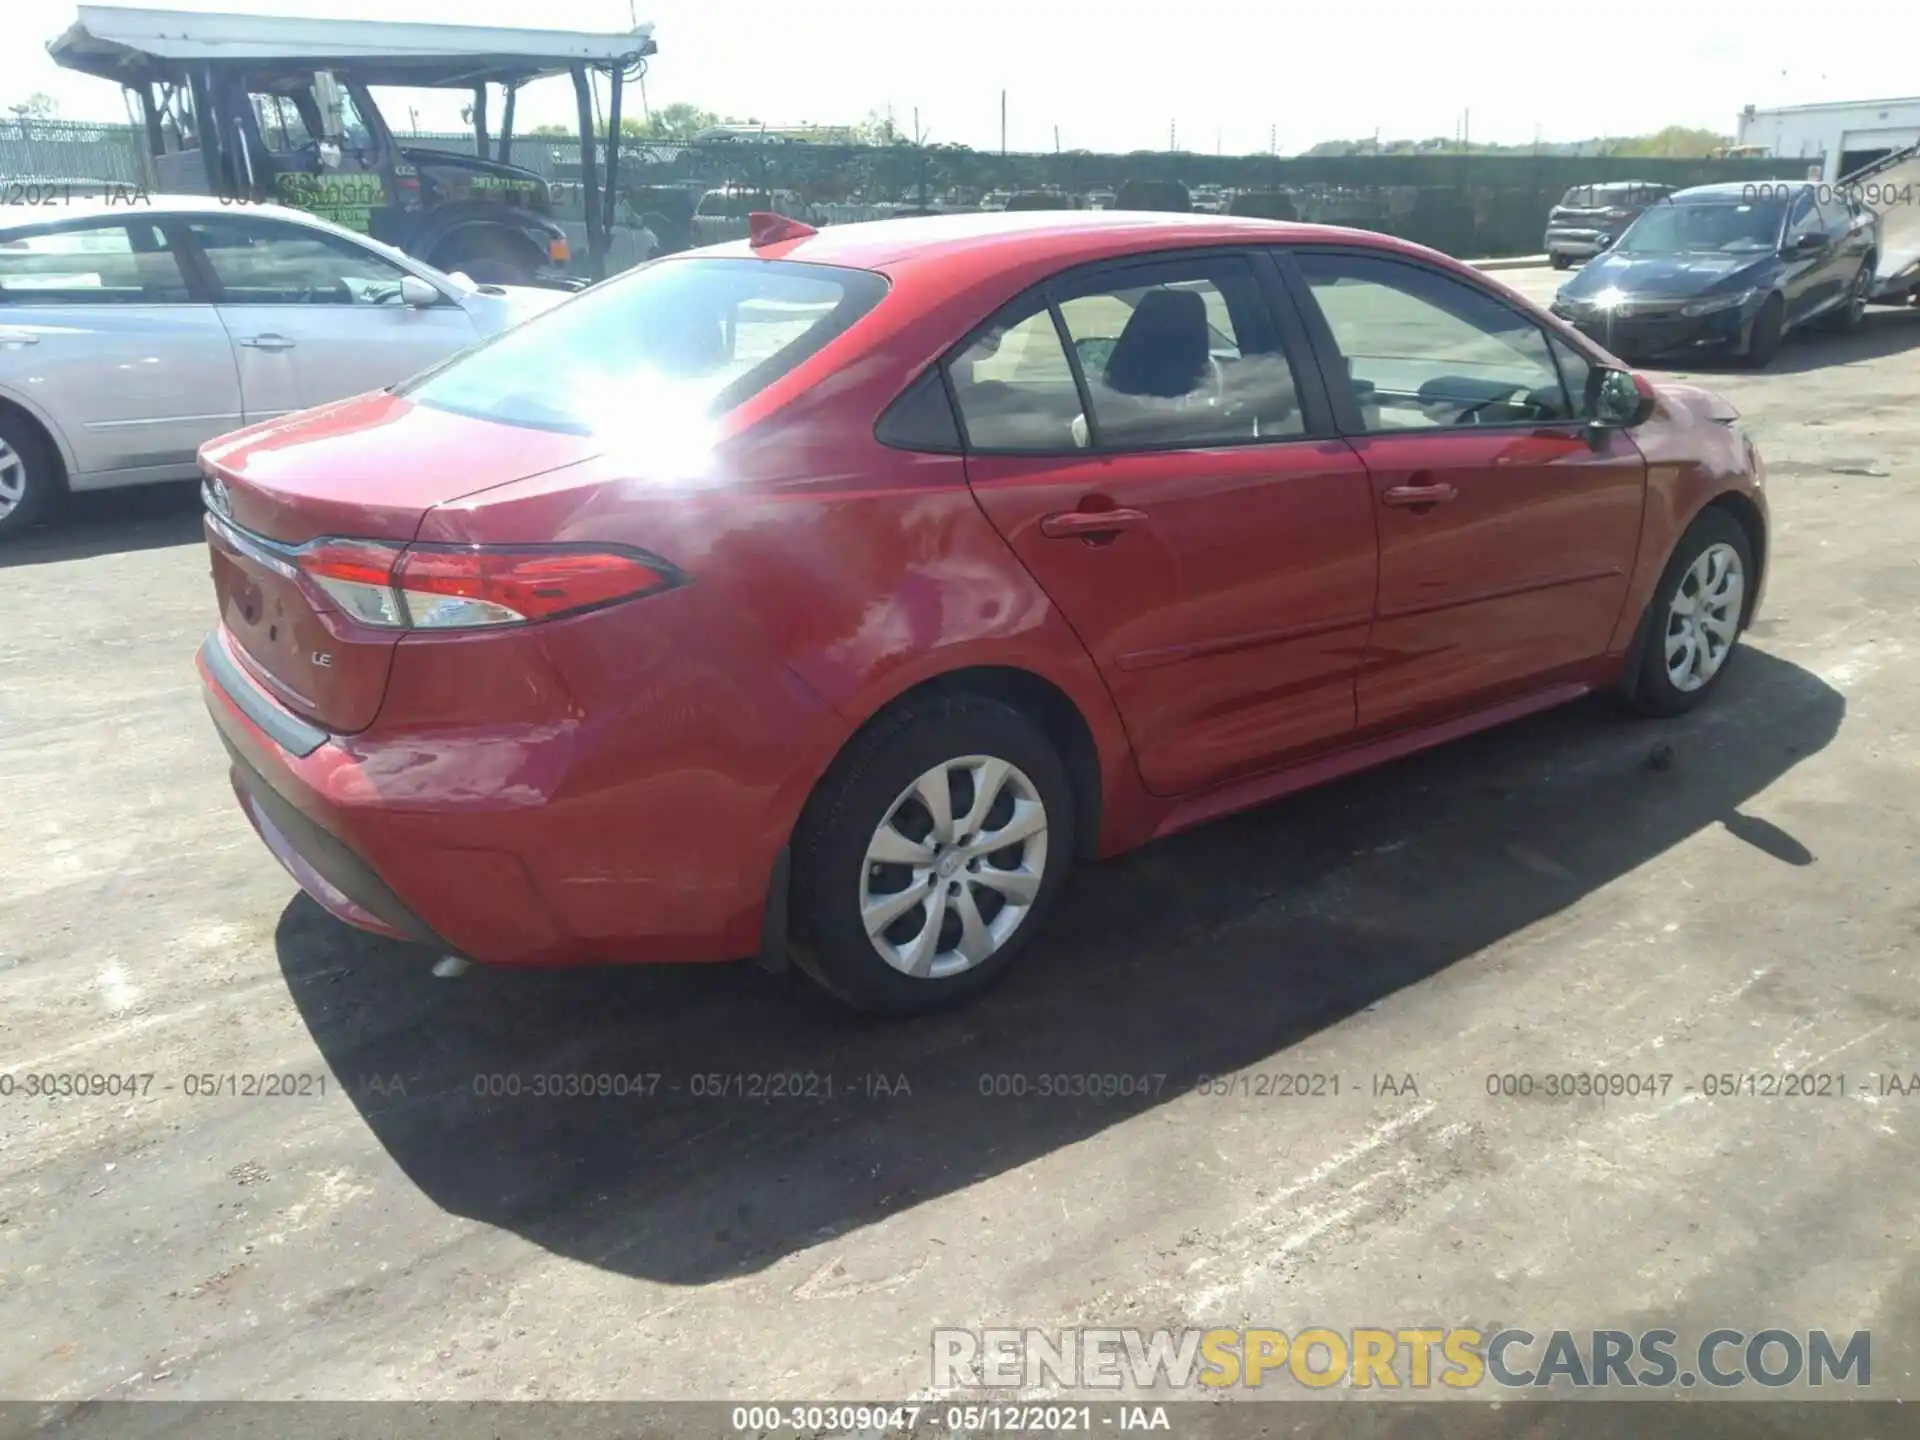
[{"left": 197, "top": 210, "right": 1768, "bottom": 1012}]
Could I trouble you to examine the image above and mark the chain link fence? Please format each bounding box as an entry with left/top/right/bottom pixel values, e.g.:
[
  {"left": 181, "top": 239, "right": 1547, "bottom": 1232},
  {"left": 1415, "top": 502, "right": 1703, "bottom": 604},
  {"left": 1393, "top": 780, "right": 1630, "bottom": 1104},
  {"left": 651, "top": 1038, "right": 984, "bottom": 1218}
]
[
  {"left": 0, "top": 117, "right": 154, "bottom": 187},
  {"left": 1, "top": 118, "right": 1809, "bottom": 261}
]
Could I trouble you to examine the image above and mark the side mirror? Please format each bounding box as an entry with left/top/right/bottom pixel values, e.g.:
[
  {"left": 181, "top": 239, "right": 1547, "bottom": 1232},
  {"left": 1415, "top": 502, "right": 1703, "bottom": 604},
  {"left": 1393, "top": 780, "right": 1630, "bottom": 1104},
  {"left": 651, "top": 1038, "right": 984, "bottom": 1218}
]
[
  {"left": 399, "top": 275, "right": 442, "bottom": 308},
  {"left": 1788, "top": 232, "right": 1826, "bottom": 258},
  {"left": 1589, "top": 367, "right": 1655, "bottom": 434},
  {"left": 1597, "top": 233, "right": 1615, "bottom": 250}
]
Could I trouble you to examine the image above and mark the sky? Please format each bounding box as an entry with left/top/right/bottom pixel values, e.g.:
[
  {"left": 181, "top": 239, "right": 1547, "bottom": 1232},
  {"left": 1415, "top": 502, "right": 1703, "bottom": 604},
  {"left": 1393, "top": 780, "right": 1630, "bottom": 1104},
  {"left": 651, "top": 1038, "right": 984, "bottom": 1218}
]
[{"left": 5, "top": 0, "right": 1917, "bottom": 152}]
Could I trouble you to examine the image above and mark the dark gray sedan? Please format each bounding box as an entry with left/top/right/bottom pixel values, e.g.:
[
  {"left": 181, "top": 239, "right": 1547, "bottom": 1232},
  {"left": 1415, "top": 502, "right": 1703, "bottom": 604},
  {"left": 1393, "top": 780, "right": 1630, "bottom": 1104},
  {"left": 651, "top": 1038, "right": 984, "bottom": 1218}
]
[{"left": 1545, "top": 181, "right": 1675, "bottom": 269}]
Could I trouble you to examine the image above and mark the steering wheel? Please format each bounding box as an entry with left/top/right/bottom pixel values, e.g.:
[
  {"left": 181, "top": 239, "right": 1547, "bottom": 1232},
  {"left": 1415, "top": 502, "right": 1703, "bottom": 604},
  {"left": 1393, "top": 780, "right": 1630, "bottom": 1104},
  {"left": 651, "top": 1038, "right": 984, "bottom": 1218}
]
[
  {"left": 1186, "top": 354, "right": 1227, "bottom": 410},
  {"left": 1454, "top": 387, "right": 1530, "bottom": 425}
]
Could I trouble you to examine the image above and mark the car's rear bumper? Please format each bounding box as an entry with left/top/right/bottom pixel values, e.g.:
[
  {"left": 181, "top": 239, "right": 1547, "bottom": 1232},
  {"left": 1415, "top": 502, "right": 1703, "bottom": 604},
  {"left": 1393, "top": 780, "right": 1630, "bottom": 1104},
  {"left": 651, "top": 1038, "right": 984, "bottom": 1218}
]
[
  {"left": 199, "top": 629, "right": 580, "bottom": 965},
  {"left": 197, "top": 618, "right": 818, "bottom": 968},
  {"left": 221, "top": 729, "right": 441, "bottom": 948},
  {"left": 1545, "top": 233, "right": 1608, "bottom": 258}
]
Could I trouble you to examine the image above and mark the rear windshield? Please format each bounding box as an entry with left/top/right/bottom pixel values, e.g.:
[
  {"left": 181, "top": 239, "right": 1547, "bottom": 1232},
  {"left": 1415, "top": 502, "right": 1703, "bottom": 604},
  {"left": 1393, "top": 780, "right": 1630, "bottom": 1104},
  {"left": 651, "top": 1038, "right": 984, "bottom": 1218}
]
[
  {"left": 402, "top": 257, "right": 888, "bottom": 435},
  {"left": 1558, "top": 184, "right": 1639, "bottom": 207}
]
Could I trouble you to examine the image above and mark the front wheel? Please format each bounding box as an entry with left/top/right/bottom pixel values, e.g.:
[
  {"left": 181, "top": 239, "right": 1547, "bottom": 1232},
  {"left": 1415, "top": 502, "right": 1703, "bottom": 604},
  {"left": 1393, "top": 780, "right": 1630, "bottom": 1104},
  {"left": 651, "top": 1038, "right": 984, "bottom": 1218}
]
[
  {"left": 1739, "top": 294, "right": 1785, "bottom": 368},
  {"left": 1829, "top": 261, "right": 1873, "bottom": 332},
  {"left": 1550, "top": 252, "right": 1572, "bottom": 271},
  {"left": 1629, "top": 508, "right": 1754, "bottom": 717},
  {"left": 790, "top": 693, "right": 1075, "bottom": 1014}
]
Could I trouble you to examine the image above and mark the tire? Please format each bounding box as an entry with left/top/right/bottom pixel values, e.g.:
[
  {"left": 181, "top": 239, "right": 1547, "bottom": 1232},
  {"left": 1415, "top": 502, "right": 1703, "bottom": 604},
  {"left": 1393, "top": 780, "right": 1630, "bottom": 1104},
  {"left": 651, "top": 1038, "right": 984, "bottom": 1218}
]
[
  {"left": 1627, "top": 508, "right": 1754, "bottom": 717},
  {"left": 1828, "top": 260, "right": 1872, "bottom": 332},
  {"left": 789, "top": 692, "right": 1076, "bottom": 1014},
  {"left": 1739, "top": 294, "right": 1785, "bottom": 368},
  {"left": 0, "top": 407, "right": 62, "bottom": 542},
  {"left": 435, "top": 232, "right": 539, "bottom": 286},
  {"left": 1550, "top": 252, "right": 1572, "bottom": 270}
]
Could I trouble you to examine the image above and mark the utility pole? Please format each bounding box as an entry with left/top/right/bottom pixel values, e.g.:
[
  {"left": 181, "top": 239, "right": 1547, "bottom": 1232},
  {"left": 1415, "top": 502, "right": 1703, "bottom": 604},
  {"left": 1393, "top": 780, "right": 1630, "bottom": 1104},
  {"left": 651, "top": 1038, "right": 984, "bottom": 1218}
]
[
  {"left": 1170, "top": 119, "right": 1176, "bottom": 151},
  {"left": 1270, "top": 123, "right": 1277, "bottom": 155},
  {"left": 1464, "top": 108, "right": 1471, "bottom": 152},
  {"left": 1054, "top": 124, "right": 1060, "bottom": 152},
  {"left": 1000, "top": 90, "right": 1006, "bottom": 156}
]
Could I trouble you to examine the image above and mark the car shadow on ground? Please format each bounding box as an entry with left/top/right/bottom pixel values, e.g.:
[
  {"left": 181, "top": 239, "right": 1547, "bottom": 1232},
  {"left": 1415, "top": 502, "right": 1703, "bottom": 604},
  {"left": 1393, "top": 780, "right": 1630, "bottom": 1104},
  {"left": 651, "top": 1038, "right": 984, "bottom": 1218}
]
[
  {"left": 1643, "top": 303, "right": 1920, "bottom": 377},
  {"left": 0, "top": 480, "right": 203, "bottom": 568},
  {"left": 275, "top": 649, "right": 1842, "bottom": 1285}
]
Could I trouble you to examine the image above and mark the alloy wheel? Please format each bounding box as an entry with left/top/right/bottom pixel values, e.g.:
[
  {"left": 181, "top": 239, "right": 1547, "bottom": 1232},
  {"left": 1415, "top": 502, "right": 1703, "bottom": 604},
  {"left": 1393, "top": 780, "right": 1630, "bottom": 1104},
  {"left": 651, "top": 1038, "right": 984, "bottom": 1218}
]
[
  {"left": 1664, "top": 542, "right": 1745, "bottom": 692},
  {"left": 859, "top": 754, "right": 1049, "bottom": 979},
  {"left": 0, "top": 439, "right": 25, "bottom": 520}
]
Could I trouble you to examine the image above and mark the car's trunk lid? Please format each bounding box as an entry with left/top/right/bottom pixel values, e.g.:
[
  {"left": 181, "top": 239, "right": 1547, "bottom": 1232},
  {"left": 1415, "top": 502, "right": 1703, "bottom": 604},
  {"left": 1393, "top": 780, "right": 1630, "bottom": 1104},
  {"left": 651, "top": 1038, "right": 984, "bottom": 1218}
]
[{"left": 200, "top": 391, "right": 599, "bottom": 734}]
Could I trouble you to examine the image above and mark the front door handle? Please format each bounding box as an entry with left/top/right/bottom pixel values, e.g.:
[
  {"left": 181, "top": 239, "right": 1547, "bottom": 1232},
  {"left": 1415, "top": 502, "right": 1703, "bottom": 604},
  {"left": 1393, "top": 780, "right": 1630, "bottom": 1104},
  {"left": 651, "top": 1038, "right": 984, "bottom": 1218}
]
[
  {"left": 1381, "top": 482, "right": 1459, "bottom": 508},
  {"left": 1040, "top": 506, "right": 1148, "bottom": 539},
  {"left": 238, "top": 334, "right": 296, "bottom": 352}
]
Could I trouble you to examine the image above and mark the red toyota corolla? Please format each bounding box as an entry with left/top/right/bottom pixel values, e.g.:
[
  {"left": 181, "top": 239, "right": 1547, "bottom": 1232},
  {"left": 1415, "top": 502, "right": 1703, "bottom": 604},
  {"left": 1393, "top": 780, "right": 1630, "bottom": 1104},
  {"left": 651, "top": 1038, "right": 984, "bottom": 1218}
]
[{"left": 197, "top": 210, "right": 1768, "bottom": 1012}]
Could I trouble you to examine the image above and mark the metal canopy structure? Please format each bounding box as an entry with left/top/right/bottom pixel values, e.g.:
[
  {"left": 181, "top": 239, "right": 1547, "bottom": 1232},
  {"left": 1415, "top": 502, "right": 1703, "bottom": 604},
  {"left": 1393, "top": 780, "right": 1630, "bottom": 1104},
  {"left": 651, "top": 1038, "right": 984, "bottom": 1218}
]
[
  {"left": 48, "top": 6, "right": 655, "bottom": 88},
  {"left": 46, "top": 5, "right": 655, "bottom": 279}
]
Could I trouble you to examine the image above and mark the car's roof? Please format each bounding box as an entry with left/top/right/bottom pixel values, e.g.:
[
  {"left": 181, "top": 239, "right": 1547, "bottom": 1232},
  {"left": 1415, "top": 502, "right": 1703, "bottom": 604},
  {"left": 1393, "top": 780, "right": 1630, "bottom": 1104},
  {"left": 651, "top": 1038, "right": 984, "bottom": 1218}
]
[{"left": 701, "top": 207, "right": 1419, "bottom": 271}]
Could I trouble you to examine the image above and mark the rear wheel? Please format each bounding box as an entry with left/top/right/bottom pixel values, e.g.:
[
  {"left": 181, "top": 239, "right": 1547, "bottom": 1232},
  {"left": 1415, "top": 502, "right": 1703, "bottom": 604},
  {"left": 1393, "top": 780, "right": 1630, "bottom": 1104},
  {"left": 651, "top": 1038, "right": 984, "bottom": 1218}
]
[
  {"left": 1739, "top": 294, "right": 1785, "bottom": 368},
  {"left": 0, "top": 409, "right": 62, "bottom": 542},
  {"left": 1550, "top": 252, "right": 1572, "bottom": 270},
  {"left": 1629, "top": 508, "right": 1754, "bottom": 717},
  {"left": 790, "top": 693, "right": 1075, "bottom": 1014}
]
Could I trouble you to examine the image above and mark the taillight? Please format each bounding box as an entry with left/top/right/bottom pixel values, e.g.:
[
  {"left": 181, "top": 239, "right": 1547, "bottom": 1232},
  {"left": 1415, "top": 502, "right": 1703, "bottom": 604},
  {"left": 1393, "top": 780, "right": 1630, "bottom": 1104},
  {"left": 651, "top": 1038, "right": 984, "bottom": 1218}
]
[
  {"left": 301, "top": 539, "right": 410, "bottom": 626},
  {"left": 294, "top": 541, "right": 680, "bottom": 630},
  {"left": 1606, "top": 208, "right": 1632, "bottom": 219}
]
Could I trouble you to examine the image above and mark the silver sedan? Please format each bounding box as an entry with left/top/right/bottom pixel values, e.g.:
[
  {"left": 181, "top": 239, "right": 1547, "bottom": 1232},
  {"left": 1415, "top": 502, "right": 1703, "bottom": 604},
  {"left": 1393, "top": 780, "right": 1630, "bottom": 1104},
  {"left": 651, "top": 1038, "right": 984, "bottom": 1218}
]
[{"left": 0, "top": 195, "right": 568, "bottom": 538}]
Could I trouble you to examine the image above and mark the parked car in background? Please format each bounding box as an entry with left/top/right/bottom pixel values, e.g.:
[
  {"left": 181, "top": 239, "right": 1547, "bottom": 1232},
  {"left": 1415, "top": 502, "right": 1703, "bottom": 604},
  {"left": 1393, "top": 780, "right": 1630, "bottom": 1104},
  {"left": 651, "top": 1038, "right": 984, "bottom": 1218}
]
[
  {"left": 197, "top": 209, "right": 1768, "bottom": 1014},
  {"left": 1551, "top": 181, "right": 1879, "bottom": 368},
  {"left": 1545, "top": 181, "right": 1675, "bottom": 269},
  {"left": 0, "top": 196, "right": 567, "bottom": 539},
  {"left": 688, "top": 187, "right": 820, "bottom": 247}
]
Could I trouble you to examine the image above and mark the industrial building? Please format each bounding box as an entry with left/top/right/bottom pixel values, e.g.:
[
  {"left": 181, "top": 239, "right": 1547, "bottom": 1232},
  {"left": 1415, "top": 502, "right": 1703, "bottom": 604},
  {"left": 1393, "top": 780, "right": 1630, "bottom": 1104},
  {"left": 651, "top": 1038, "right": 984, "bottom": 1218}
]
[{"left": 1736, "top": 96, "right": 1920, "bottom": 180}]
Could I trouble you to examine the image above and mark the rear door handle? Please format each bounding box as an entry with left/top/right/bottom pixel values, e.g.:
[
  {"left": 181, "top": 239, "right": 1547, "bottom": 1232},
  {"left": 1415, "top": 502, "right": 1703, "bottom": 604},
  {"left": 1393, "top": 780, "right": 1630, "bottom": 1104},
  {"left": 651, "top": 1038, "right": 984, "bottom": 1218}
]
[
  {"left": 1381, "top": 482, "right": 1459, "bottom": 508},
  {"left": 238, "top": 334, "right": 296, "bottom": 352},
  {"left": 1040, "top": 506, "right": 1148, "bottom": 539}
]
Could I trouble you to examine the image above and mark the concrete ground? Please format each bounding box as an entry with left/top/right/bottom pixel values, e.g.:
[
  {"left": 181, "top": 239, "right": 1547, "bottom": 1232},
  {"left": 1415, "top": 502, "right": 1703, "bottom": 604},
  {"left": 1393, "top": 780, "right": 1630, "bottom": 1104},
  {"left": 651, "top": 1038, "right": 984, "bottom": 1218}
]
[{"left": 3, "top": 265, "right": 1919, "bottom": 1410}]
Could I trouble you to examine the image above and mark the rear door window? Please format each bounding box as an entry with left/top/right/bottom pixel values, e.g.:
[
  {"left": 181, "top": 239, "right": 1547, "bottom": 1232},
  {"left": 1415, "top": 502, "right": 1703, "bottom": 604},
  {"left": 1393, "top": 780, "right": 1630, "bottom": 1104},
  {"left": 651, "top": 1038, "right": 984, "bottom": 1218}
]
[
  {"left": 947, "top": 303, "right": 1083, "bottom": 451},
  {"left": 1052, "top": 255, "right": 1307, "bottom": 447},
  {"left": 0, "top": 219, "right": 193, "bottom": 303},
  {"left": 403, "top": 257, "right": 887, "bottom": 433}
]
